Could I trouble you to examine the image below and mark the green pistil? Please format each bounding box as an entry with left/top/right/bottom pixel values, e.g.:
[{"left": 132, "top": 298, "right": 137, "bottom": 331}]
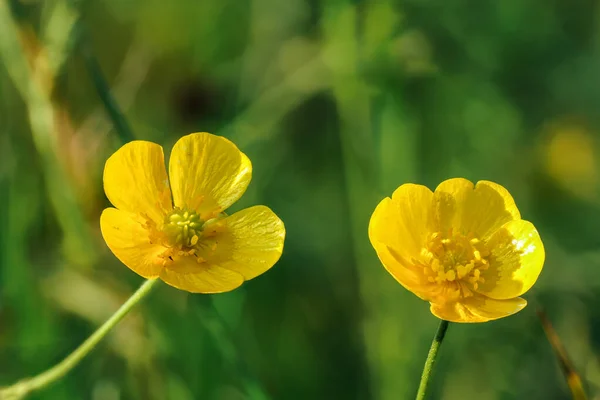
[{"left": 164, "top": 209, "right": 204, "bottom": 247}]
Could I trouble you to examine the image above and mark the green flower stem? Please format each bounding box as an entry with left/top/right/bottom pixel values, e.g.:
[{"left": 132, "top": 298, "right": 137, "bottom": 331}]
[
  {"left": 416, "top": 319, "right": 450, "bottom": 400},
  {"left": 0, "top": 279, "right": 160, "bottom": 400}
]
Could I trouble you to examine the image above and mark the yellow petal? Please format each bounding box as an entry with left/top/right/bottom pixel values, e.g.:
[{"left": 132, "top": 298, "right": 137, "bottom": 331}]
[
  {"left": 373, "top": 244, "right": 432, "bottom": 300},
  {"left": 104, "top": 141, "right": 172, "bottom": 225},
  {"left": 100, "top": 208, "right": 167, "bottom": 279},
  {"left": 369, "top": 184, "right": 434, "bottom": 261},
  {"left": 369, "top": 186, "right": 436, "bottom": 299},
  {"left": 430, "top": 296, "right": 527, "bottom": 323},
  {"left": 433, "top": 178, "right": 520, "bottom": 239},
  {"left": 160, "top": 259, "right": 244, "bottom": 294},
  {"left": 433, "top": 178, "right": 473, "bottom": 234},
  {"left": 215, "top": 205, "right": 285, "bottom": 280},
  {"left": 158, "top": 205, "right": 284, "bottom": 293},
  {"left": 168, "top": 132, "right": 252, "bottom": 217},
  {"left": 477, "top": 219, "right": 545, "bottom": 299}
]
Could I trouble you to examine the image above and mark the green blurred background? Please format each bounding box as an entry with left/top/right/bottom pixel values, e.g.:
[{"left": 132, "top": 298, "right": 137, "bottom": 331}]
[{"left": 1, "top": 0, "right": 600, "bottom": 399}]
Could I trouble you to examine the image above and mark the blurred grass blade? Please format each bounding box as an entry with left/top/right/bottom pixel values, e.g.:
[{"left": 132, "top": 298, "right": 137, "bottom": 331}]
[
  {"left": 321, "top": 2, "right": 399, "bottom": 398},
  {"left": 0, "top": 0, "right": 96, "bottom": 268},
  {"left": 0, "top": 0, "right": 30, "bottom": 95},
  {"left": 537, "top": 309, "right": 588, "bottom": 400},
  {"left": 80, "top": 28, "right": 136, "bottom": 143},
  {"left": 198, "top": 299, "right": 271, "bottom": 400},
  {"left": 42, "top": 0, "right": 79, "bottom": 76}
]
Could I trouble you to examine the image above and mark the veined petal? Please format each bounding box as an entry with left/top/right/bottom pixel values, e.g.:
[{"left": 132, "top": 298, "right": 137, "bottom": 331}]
[
  {"left": 477, "top": 220, "right": 545, "bottom": 299},
  {"left": 104, "top": 141, "right": 172, "bottom": 225},
  {"left": 430, "top": 296, "right": 527, "bottom": 323},
  {"left": 464, "top": 296, "right": 527, "bottom": 321},
  {"left": 433, "top": 178, "right": 520, "bottom": 239},
  {"left": 100, "top": 208, "right": 167, "bottom": 279},
  {"left": 369, "top": 184, "right": 434, "bottom": 261},
  {"left": 433, "top": 178, "right": 473, "bottom": 234},
  {"left": 215, "top": 205, "right": 285, "bottom": 280},
  {"left": 158, "top": 206, "right": 284, "bottom": 293},
  {"left": 160, "top": 259, "right": 244, "bottom": 293},
  {"left": 469, "top": 181, "right": 521, "bottom": 238},
  {"left": 168, "top": 132, "right": 252, "bottom": 218}
]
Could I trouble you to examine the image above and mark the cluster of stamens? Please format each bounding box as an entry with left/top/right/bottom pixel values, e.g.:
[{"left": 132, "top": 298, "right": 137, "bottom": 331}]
[
  {"left": 150, "top": 208, "right": 224, "bottom": 267},
  {"left": 420, "top": 229, "right": 490, "bottom": 299},
  {"left": 164, "top": 209, "right": 204, "bottom": 248}
]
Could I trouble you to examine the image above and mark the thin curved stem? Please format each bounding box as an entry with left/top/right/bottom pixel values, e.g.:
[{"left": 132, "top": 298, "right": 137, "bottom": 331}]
[
  {"left": 0, "top": 279, "right": 160, "bottom": 400},
  {"left": 416, "top": 319, "right": 450, "bottom": 400}
]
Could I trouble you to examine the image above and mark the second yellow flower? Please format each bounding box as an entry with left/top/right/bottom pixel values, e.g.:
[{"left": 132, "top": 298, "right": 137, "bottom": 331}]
[{"left": 369, "top": 178, "right": 544, "bottom": 323}]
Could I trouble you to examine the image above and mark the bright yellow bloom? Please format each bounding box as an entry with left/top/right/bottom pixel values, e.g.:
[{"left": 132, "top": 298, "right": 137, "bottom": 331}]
[
  {"left": 100, "top": 132, "right": 285, "bottom": 293},
  {"left": 369, "top": 178, "right": 544, "bottom": 323}
]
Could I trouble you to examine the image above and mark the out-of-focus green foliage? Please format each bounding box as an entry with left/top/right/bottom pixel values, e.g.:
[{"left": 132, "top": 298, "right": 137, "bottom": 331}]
[{"left": 1, "top": 0, "right": 600, "bottom": 398}]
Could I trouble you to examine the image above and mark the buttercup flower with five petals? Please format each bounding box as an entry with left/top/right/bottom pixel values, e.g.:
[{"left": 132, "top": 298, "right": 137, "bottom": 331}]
[
  {"left": 100, "top": 132, "right": 285, "bottom": 293},
  {"left": 368, "top": 178, "right": 544, "bottom": 323}
]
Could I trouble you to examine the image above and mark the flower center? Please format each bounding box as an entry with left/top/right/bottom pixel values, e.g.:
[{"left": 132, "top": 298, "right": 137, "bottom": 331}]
[
  {"left": 163, "top": 208, "right": 205, "bottom": 248},
  {"left": 421, "top": 230, "right": 490, "bottom": 299},
  {"left": 152, "top": 208, "right": 226, "bottom": 267}
]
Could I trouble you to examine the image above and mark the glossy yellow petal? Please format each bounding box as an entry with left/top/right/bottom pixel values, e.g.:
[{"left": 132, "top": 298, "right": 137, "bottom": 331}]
[
  {"left": 469, "top": 180, "right": 521, "bottom": 237},
  {"left": 160, "top": 259, "right": 244, "bottom": 293},
  {"left": 433, "top": 178, "right": 473, "bottom": 234},
  {"left": 215, "top": 205, "right": 285, "bottom": 280},
  {"left": 369, "top": 184, "right": 434, "bottom": 260},
  {"left": 104, "top": 141, "right": 172, "bottom": 225},
  {"left": 168, "top": 132, "right": 252, "bottom": 217},
  {"left": 372, "top": 243, "right": 432, "bottom": 300},
  {"left": 430, "top": 296, "right": 527, "bottom": 323},
  {"left": 158, "top": 206, "right": 284, "bottom": 293},
  {"left": 477, "top": 220, "right": 545, "bottom": 299},
  {"left": 100, "top": 208, "right": 167, "bottom": 279},
  {"left": 369, "top": 186, "right": 436, "bottom": 299},
  {"left": 433, "top": 178, "right": 520, "bottom": 239}
]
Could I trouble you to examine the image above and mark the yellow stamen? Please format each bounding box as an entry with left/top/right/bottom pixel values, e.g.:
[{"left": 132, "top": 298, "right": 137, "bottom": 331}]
[{"left": 422, "top": 231, "right": 490, "bottom": 298}]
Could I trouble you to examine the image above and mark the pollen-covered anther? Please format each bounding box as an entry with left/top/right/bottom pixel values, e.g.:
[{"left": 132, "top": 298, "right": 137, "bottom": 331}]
[
  {"left": 156, "top": 248, "right": 175, "bottom": 266},
  {"left": 422, "top": 231, "right": 490, "bottom": 298}
]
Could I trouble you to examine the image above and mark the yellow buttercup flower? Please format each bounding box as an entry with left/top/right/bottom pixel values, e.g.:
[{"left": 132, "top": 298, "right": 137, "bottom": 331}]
[
  {"left": 100, "top": 132, "right": 285, "bottom": 293},
  {"left": 369, "top": 178, "right": 544, "bottom": 323}
]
